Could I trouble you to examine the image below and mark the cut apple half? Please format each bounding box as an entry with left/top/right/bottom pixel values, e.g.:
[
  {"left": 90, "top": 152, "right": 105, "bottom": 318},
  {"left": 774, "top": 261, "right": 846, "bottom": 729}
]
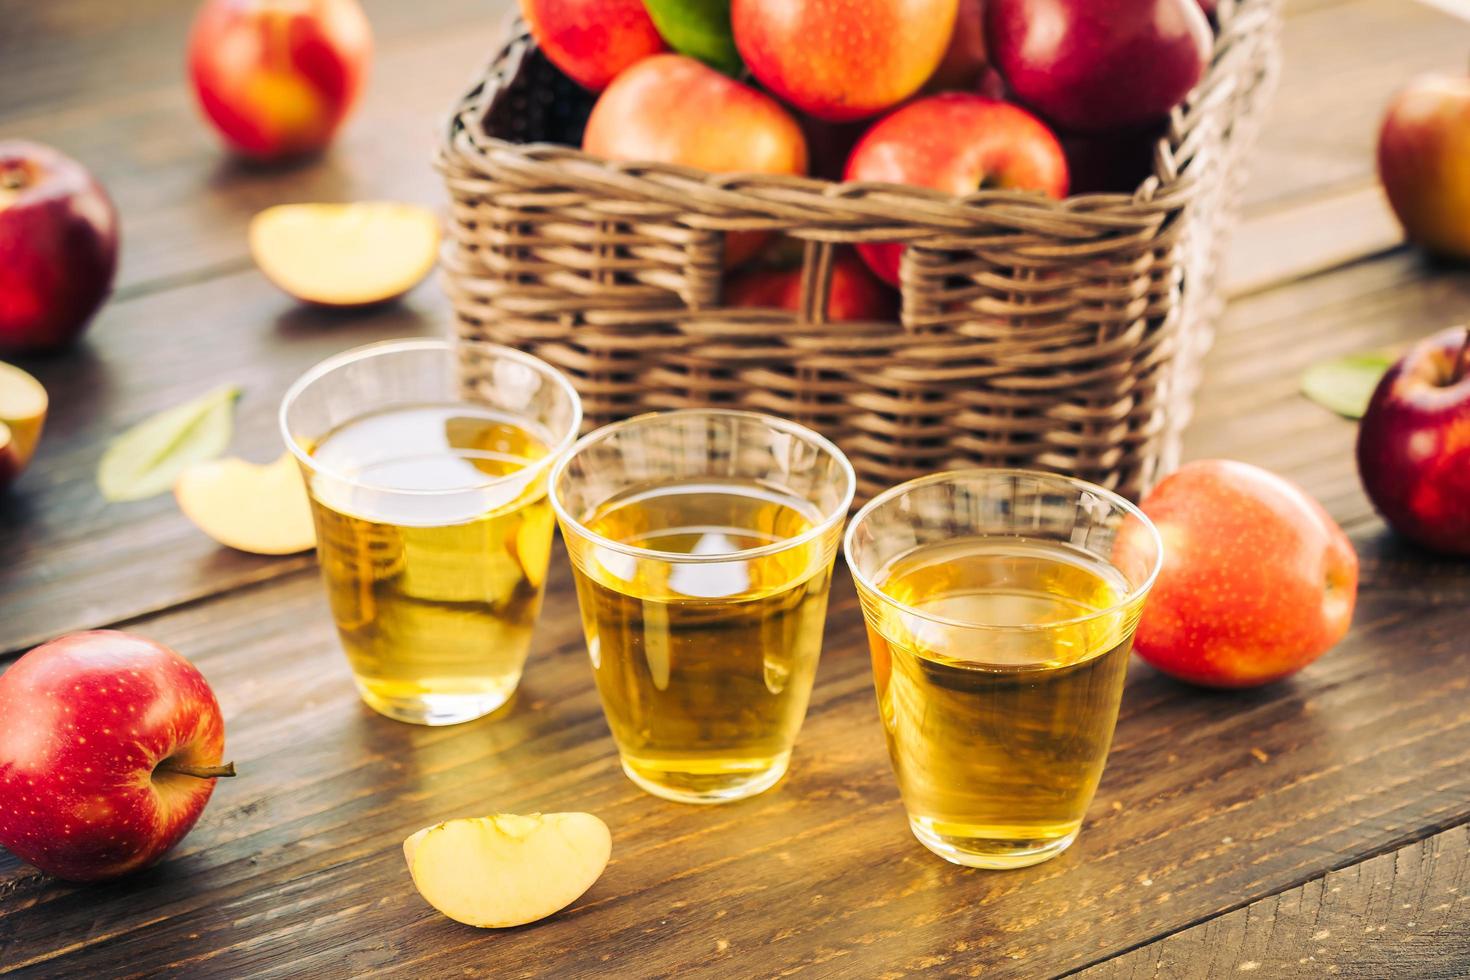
[
  {"left": 0, "top": 361, "right": 48, "bottom": 475},
  {"left": 404, "top": 813, "right": 612, "bottom": 928},
  {"left": 249, "top": 201, "right": 440, "bottom": 306},
  {"left": 174, "top": 452, "right": 316, "bottom": 555}
]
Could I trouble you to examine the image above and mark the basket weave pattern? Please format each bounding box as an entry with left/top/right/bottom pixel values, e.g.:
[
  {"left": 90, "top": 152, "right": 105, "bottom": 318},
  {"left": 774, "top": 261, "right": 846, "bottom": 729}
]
[{"left": 438, "top": 0, "right": 1282, "bottom": 500}]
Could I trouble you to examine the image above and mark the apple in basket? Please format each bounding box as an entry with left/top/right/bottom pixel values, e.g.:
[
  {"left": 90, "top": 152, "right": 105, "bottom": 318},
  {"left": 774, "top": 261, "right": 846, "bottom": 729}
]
[
  {"left": 726, "top": 247, "right": 897, "bottom": 322},
  {"left": 843, "top": 94, "right": 1069, "bottom": 285},
  {"left": 731, "top": 0, "right": 961, "bottom": 122},
  {"left": 582, "top": 54, "right": 808, "bottom": 267},
  {"left": 519, "top": 0, "right": 666, "bottom": 91},
  {"left": 987, "top": 0, "right": 1214, "bottom": 132}
]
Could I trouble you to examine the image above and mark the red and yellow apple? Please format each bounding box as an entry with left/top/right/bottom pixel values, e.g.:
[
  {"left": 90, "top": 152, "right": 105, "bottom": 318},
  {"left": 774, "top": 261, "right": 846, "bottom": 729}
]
[
  {"left": 1378, "top": 73, "right": 1470, "bottom": 260},
  {"left": 726, "top": 248, "right": 896, "bottom": 322},
  {"left": 1357, "top": 326, "right": 1470, "bottom": 555},
  {"left": 843, "top": 93, "right": 1068, "bottom": 285},
  {"left": 987, "top": 0, "right": 1212, "bottom": 132},
  {"left": 520, "top": 0, "right": 665, "bottom": 92},
  {"left": 583, "top": 54, "right": 808, "bottom": 266},
  {"left": 188, "top": 0, "right": 373, "bottom": 161},
  {"left": 0, "top": 361, "right": 47, "bottom": 491},
  {"left": 0, "top": 631, "right": 234, "bottom": 881},
  {"left": 732, "top": 0, "right": 959, "bottom": 122},
  {"left": 0, "top": 141, "right": 118, "bottom": 355},
  {"left": 1116, "top": 460, "right": 1359, "bottom": 689}
]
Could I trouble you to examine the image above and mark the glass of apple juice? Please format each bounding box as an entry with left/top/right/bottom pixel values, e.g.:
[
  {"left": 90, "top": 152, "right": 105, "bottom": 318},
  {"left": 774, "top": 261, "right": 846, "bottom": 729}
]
[
  {"left": 844, "top": 470, "right": 1163, "bottom": 869},
  {"left": 280, "top": 339, "right": 582, "bottom": 726},
  {"left": 549, "top": 410, "right": 856, "bottom": 804}
]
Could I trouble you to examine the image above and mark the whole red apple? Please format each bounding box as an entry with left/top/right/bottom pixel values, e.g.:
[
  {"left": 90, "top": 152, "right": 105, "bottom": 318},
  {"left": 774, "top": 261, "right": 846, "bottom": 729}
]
[
  {"left": 188, "top": 0, "right": 372, "bottom": 161},
  {"left": 726, "top": 248, "right": 896, "bottom": 322},
  {"left": 1115, "top": 460, "right": 1358, "bottom": 688},
  {"left": 520, "top": 0, "right": 665, "bottom": 92},
  {"left": 0, "top": 631, "right": 234, "bottom": 881},
  {"left": 843, "top": 93, "right": 1068, "bottom": 285},
  {"left": 1378, "top": 73, "right": 1470, "bottom": 260},
  {"left": 987, "top": 0, "right": 1212, "bottom": 132},
  {"left": 583, "top": 54, "right": 807, "bottom": 266},
  {"left": 0, "top": 142, "right": 118, "bottom": 355},
  {"left": 732, "top": 0, "right": 959, "bottom": 121},
  {"left": 1356, "top": 326, "right": 1470, "bottom": 554},
  {"left": 926, "top": 0, "right": 989, "bottom": 92}
]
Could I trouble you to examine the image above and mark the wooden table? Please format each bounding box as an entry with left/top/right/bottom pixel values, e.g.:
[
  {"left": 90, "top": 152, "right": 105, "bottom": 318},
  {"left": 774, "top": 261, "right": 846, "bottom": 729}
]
[{"left": 2, "top": 1, "right": 1468, "bottom": 976}]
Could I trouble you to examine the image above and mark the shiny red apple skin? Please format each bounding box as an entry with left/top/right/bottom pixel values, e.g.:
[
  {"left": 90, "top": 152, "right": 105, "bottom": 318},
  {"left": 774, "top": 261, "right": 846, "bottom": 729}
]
[
  {"left": 732, "top": 0, "right": 959, "bottom": 122},
  {"left": 188, "top": 0, "right": 372, "bottom": 161},
  {"left": 926, "top": 0, "right": 989, "bottom": 91},
  {"left": 0, "top": 142, "right": 118, "bottom": 355},
  {"left": 519, "top": 0, "right": 665, "bottom": 92},
  {"left": 1356, "top": 327, "right": 1470, "bottom": 555},
  {"left": 584, "top": 54, "right": 807, "bottom": 266},
  {"left": 1117, "top": 460, "right": 1359, "bottom": 689},
  {"left": 843, "top": 93, "right": 1068, "bottom": 285},
  {"left": 1378, "top": 74, "right": 1470, "bottom": 260},
  {"left": 987, "top": 0, "right": 1212, "bottom": 133},
  {"left": 726, "top": 249, "right": 896, "bottom": 322},
  {"left": 0, "top": 631, "right": 230, "bottom": 882}
]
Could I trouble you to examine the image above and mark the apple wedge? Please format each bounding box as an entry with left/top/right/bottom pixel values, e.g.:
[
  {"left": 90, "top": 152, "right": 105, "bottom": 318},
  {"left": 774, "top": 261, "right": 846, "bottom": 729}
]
[
  {"left": 0, "top": 361, "right": 48, "bottom": 489},
  {"left": 249, "top": 202, "right": 439, "bottom": 306},
  {"left": 174, "top": 453, "right": 316, "bottom": 555},
  {"left": 404, "top": 813, "right": 611, "bottom": 928}
]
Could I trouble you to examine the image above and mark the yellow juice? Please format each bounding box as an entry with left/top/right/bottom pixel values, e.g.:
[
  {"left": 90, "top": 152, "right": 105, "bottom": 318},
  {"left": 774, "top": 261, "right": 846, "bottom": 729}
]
[
  {"left": 563, "top": 479, "right": 835, "bottom": 803},
  {"left": 865, "top": 536, "right": 1136, "bottom": 867},
  {"left": 306, "top": 404, "right": 552, "bottom": 725}
]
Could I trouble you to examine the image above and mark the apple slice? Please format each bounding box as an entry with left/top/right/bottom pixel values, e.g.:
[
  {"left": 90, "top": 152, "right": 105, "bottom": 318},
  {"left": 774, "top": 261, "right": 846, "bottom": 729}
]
[
  {"left": 404, "top": 813, "right": 611, "bottom": 928},
  {"left": 174, "top": 453, "right": 316, "bottom": 555},
  {"left": 249, "top": 202, "right": 439, "bottom": 306},
  {"left": 0, "top": 361, "right": 48, "bottom": 465}
]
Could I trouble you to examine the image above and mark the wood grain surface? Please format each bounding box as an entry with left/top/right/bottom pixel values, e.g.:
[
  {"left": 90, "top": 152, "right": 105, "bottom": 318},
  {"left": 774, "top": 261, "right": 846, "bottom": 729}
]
[
  {"left": 1076, "top": 825, "right": 1470, "bottom": 979},
  {"left": 2, "top": 0, "right": 1469, "bottom": 977}
]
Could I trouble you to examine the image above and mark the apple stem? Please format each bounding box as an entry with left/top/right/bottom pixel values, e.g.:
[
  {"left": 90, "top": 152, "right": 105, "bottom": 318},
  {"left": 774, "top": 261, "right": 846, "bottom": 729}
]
[
  {"left": 1452, "top": 328, "right": 1470, "bottom": 386},
  {"left": 156, "top": 760, "right": 237, "bottom": 780},
  {"left": 0, "top": 167, "right": 24, "bottom": 191}
]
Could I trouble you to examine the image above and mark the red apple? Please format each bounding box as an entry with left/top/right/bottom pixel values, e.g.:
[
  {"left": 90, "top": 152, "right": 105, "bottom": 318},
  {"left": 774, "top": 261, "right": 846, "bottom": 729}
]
[
  {"left": 987, "top": 0, "right": 1212, "bottom": 133},
  {"left": 520, "top": 0, "right": 665, "bottom": 92},
  {"left": 583, "top": 54, "right": 807, "bottom": 267},
  {"left": 0, "top": 631, "right": 234, "bottom": 881},
  {"left": 188, "top": 0, "right": 372, "bottom": 161},
  {"left": 926, "top": 0, "right": 989, "bottom": 92},
  {"left": 1356, "top": 326, "right": 1470, "bottom": 554},
  {"left": 0, "top": 142, "right": 118, "bottom": 355},
  {"left": 732, "top": 0, "right": 959, "bottom": 122},
  {"left": 1115, "top": 460, "right": 1359, "bottom": 689},
  {"left": 843, "top": 93, "right": 1068, "bottom": 285},
  {"left": 1378, "top": 73, "right": 1470, "bottom": 260},
  {"left": 726, "top": 248, "right": 896, "bottom": 322}
]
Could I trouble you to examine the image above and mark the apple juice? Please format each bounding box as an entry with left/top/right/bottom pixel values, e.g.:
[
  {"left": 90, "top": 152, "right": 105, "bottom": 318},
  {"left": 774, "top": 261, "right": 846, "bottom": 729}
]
[
  {"left": 863, "top": 537, "right": 1137, "bottom": 868},
  {"left": 562, "top": 479, "right": 835, "bottom": 803},
  {"left": 305, "top": 404, "right": 553, "bottom": 725}
]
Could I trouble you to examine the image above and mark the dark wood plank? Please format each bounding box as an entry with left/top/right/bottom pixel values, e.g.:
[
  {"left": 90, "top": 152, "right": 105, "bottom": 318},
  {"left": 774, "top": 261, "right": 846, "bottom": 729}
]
[
  {"left": 0, "top": 272, "right": 445, "bottom": 658},
  {"left": 1075, "top": 824, "right": 1470, "bottom": 979},
  {"left": 0, "top": 0, "right": 516, "bottom": 293},
  {"left": 0, "top": 513, "right": 1465, "bottom": 977}
]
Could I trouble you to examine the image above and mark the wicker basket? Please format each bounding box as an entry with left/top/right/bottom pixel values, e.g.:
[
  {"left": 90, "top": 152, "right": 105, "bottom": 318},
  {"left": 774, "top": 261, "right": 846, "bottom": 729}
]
[{"left": 437, "top": 0, "right": 1281, "bottom": 500}]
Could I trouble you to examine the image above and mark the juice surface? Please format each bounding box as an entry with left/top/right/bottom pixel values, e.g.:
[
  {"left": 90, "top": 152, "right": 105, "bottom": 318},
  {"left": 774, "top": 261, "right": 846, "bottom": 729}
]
[
  {"left": 866, "top": 536, "right": 1138, "bottom": 867},
  {"left": 567, "top": 478, "right": 835, "bottom": 803},
  {"left": 307, "top": 404, "right": 553, "bottom": 725}
]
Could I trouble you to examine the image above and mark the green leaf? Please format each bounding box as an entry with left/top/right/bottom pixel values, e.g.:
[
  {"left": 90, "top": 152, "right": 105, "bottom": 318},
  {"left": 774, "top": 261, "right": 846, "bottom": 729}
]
[
  {"left": 98, "top": 385, "right": 242, "bottom": 502},
  {"left": 1300, "top": 352, "right": 1394, "bottom": 419},
  {"left": 643, "top": 0, "right": 742, "bottom": 75}
]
